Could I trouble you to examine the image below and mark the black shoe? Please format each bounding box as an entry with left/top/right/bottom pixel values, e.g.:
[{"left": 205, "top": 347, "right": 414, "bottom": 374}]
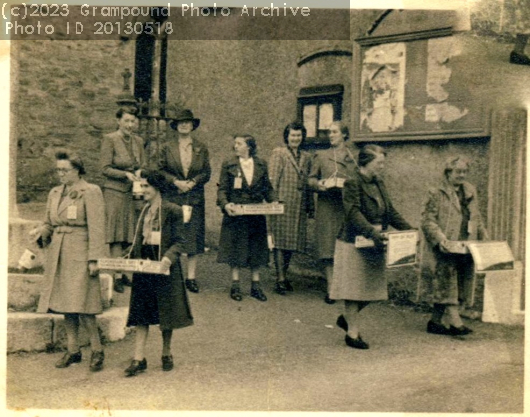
[
  {"left": 449, "top": 325, "right": 473, "bottom": 336},
  {"left": 345, "top": 334, "right": 369, "bottom": 350},
  {"left": 284, "top": 279, "right": 294, "bottom": 292},
  {"left": 185, "top": 279, "right": 199, "bottom": 293},
  {"left": 336, "top": 315, "right": 348, "bottom": 332},
  {"left": 426, "top": 320, "right": 451, "bottom": 335},
  {"left": 250, "top": 287, "right": 267, "bottom": 302},
  {"left": 324, "top": 294, "right": 336, "bottom": 304},
  {"left": 122, "top": 275, "right": 132, "bottom": 287},
  {"left": 162, "top": 355, "right": 174, "bottom": 371},
  {"left": 89, "top": 351, "right": 104, "bottom": 372},
  {"left": 55, "top": 351, "right": 82, "bottom": 368},
  {"left": 124, "top": 358, "right": 147, "bottom": 377},
  {"left": 230, "top": 287, "right": 242, "bottom": 301},
  {"left": 510, "top": 51, "right": 530, "bottom": 66},
  {"left": 113, "top": 277, "right": 125, "bottom": 293},
  {"left": 274, "top": 281, "right": 287, "bottom": 295}
]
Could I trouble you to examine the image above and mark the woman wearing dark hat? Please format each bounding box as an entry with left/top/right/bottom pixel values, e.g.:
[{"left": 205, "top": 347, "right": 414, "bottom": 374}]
[
  {"left": 101, "top": 106, "right": 146, "bottom": 293},
  {"left": 330, "top": 144, "right": 413, "bottom": 349},
  {"left": 124, "top": 170, "right": 193, "bottom": 377},
  {"left": 31, "top": 150, "right": 107, "bottom": 371},
  {"left": 158, "top": 109, "right": 211, "bottom": 294}
]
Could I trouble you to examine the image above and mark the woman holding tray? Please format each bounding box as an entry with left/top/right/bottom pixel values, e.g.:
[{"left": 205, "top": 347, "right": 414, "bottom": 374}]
[
  {"left": 124, "top": 170, "right": 193, "bottom": 377},
  {"left": 217, "top": 134, "right": 276, "bottom": 302},
  {"left": 158, "top": 109, "right": 211, "bottom": 294},
  {"left": 307, "top": 121, "right": 356, "bottom": 304},
  {"left": 32, "top": 150, "right": 107, "bottom": 371},
  {"left": 421, "top": 156, "right": 488, "bottom": 336},
  {"left": 330, "top": 145, "right": 413, "bottom": 349},
  {"left": 268, "top": 122, "right": 313, "bottom": 295}
]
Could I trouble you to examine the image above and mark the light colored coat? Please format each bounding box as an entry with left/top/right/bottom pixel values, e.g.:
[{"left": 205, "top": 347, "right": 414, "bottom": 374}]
[
  {"left": 268, "top": 146, "right": 312, "bottom": 252},
  {"left": 37, "top": 179, "right": 108, "bottom": 314}
]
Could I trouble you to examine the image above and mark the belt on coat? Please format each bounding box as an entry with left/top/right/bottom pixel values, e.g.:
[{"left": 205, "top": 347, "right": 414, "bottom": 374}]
[{"left": 54, "top": 225, "right": 87, "bottom": 234}]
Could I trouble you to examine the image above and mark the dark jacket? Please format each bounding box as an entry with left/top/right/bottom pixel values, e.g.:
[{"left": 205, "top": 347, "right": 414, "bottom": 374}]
[
  {"left": 217, "top": 156, "right": 275, "bottom": 212},
  {"left": 101, "top": 130, "right": 145, "bottom": 193},
  {"left": 338, "top": 170, "right": 412, "bottom": 243},
  {"left": 158, "top": 133, "right": 211, "bottom": 205}
]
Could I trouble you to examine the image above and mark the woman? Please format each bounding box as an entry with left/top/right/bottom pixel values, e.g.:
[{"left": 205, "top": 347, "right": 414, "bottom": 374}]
[
  {"left": 307, "top": 121, "right": 357, "bottom": 303},
  {"left": 158, "top": 109, "right": 211, "bottom": 294},
  {"left": 421, "top": 156, "right": 488, "bottom": 336},
  {"left": 124, "top": 170, "right": 193, "bottom": 377},
  {"left": 217, "top": 134, "right": 276, "bottom": 302},
  {"left": 101, "top": 106, "right": 145, "bottom": 293},
  {"left": 268, "top": 122, "right": 313, "bottom": 295},
  {"left": 32, "top": 150, "right": 107, "bottom": 371},
  {"left": 330, "top": 145, "right": 413, "bottom": 349}
]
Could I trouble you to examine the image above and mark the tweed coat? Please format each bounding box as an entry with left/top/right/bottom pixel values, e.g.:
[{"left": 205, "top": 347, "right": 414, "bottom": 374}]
[
  {"left": 37, "top": 179, "right": 108, "bottom": 314},
  {"left": 420, "top": 179, "right": 488, "bottom": 306},
  {"left": 330, "top": 171, "right": 413, "bottom": 301},
  {"left": 217, "top": 156, "right": 275, "bottom": 268},
  {"left": 268, "top": 146, "right": 312, "bottom": 252},
  {"left": 158, "top": 133, "right": 211, "bottom": 255},
  {"left": 127, "top": 200, "right": 193, "bottom": 330},
  {"left": 307, "top": 146, "right": 357, "bottom": 259},
  {"left": 101, "top": 130, "right": 146, "bottom": 244}
]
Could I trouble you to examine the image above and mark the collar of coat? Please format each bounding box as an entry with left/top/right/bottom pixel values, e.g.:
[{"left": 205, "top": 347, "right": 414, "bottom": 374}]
[
  {"left": 168, "top": 131, "right": 204, "bottom": 153},
  {"left": 323, "top": 147, "right": 355, "bottom": 167},
  {"left": 225, "top": 156, "right": 267, "bottom": 168},
  {"left": 438, "top": 178, "right": 475, "bottom": 200}
]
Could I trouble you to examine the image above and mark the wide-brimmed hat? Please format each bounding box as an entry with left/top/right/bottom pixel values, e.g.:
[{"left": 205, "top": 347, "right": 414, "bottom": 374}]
[{"left": 169, "top": 109, "right": 200, "bottom": 131}]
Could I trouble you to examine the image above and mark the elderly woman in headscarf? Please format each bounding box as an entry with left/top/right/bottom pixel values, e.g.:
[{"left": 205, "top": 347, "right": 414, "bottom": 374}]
[{"left": 421, "top": 156, "right": 488, "bottom": 336}]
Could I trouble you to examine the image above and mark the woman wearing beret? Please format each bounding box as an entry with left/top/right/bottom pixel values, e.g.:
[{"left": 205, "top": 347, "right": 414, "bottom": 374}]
[
  {"left": 217, "top": 134, "right": 276, "bottom": 302},
  {"left": 330, "top": 145, "right": 413, "bottom": 349},
  {"left": 421, "top": 156, "right": 488, "bottom": 336},
  {"left": 268, "top": 122, "right": 313, "bottom": 295},
  {"left": 158, "top": 109, "right": 211, "bottom": 294},
  {"left": 32, "top": 150, "right": 108, "bottom": 371},
  {"left": 307, "top": 121, "right": 357, "bottom": 304},
  {"left": 101, "top": 106, "right": 146, "bottom": 293},
  {"left": 124, "top": 170, "right": 193, "bottom": 377}
]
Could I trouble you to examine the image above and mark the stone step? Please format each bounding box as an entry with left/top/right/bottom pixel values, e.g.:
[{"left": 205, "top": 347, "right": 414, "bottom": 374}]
[
  {"left": 8, "top": 273, "right": 114, "bottom": 311},
  {"left": 7, "top": 307, "right": 130, "bottom": 353}
]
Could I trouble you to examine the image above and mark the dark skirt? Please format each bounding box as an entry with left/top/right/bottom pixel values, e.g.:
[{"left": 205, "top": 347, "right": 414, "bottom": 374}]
[
  {"left": 165, "top": 194, "right": 206, "bottom": 255},
  {"left": 126, "top": 245, "right": 193, "bottom": 330},
  {"left": 217, "top": 214, "right": 269, "bottom": 268},
  {"left": 103, "top": 188, "right": 136, "bottom": 244}
]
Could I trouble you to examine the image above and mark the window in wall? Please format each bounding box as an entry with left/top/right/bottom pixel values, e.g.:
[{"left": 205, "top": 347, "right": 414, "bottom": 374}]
[{"left": 297, "top": 84, "right": 343, "bottom": 148}]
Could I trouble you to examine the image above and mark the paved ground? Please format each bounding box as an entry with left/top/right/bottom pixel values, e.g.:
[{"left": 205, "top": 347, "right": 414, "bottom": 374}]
[{"left": 6, "top": 251, "right": 524, "bottom": 413}]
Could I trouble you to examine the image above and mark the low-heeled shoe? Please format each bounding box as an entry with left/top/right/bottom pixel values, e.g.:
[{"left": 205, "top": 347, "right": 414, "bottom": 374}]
[
  {"left": 125, "top": 358, "right": 147, "bottom": 377},
  {"left": 345, "top": 334, "right": 369, "bottom": 350},
  {"left": 426, "top": 320, "right": 451, "bottom": 335},
  {"left": 162, "top": 355, "right": 174, "bottom": 371},
  {"left": 113, "top": 277, "right": 125, "bottom": 293},
  {"left": 284, "top": 280, "right": 294, "bottom": 292},
  {"left": 250, "top": 288, "right": 267, "bottom": 302},
  {"left": 185, "top": 279, "right": 199, "bottom": 293},
  {"left": 510, "top": 51, "right": 530, "bottom": 66},
  {"left": 55, "top": 351, "right": 82, "bottom": 368},
  {"left": 449, "top": 325, "right": 473, "bottom": 336},
  {"left": 324, "top": 294, "right": 336, "bottom": 304},
  {"left": 89, "top": 351, "right": 105, "bottom": 372},
  {"left": 336, "top": 315, "right": 348, "bottom": 332},
  {"left": 230, "top": 287, "right": 242, "bottom": 301},
  {"left": 274, "top": 281, "right": 287, "bottom": 295}
]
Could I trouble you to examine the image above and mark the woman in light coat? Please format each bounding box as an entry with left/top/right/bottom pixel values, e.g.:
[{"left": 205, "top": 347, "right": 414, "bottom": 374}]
[
  {"left": 307, "top": 121, "right": 357, "bottom": 303},
  {"left": 268, "top": 122, "right": 313, "bottom": 294},
  {"left": 32, "top": 150, "right": 108, "bottom": 371},
  {"left": 422, "top": 156, "right": 488, "bottom": 336}
]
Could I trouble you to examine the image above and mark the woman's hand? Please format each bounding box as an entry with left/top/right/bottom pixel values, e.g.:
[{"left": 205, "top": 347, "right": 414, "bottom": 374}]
[
  {"left": 224, "top": 203, "right": 238, "bottom": 217},
  {"left": 317, "top": 179, "right": 327, "bottom": 192},
  {"left": 161, "top": 256, "right": 172, "bottom": 273},
  {"left": 439, "top": 240, "right": 451, "bottom": 253},
  {"left": 29, "top": 226, "right": 42, "bottom": 240},
  {"left": 174, "top": 180, "right": 192, "bottom": 193},
  {"left": 125, "top": 172, "right": 140, "bottom": 182},
  {"left": 88, "top": 261, "right": 99, "bottom": 277}
]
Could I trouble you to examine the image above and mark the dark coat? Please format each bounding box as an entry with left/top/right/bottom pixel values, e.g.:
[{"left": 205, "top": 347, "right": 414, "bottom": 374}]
[
  {"left": 338, "top": 171, "right": 412, "bottom": 243},
  {"left": 127, "top": 200, "right": 193, "bottom": 330},
  {"left": 158, "top": 134, "right": 211, "bottom": 205},
  {"left": 216, "top": 157, "right": 275, "bottom": 268}
]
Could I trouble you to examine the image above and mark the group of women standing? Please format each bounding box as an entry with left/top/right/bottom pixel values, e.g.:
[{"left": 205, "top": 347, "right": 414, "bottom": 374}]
[{"left": 32, "top": 108, "right": 488, "bottom": 375}]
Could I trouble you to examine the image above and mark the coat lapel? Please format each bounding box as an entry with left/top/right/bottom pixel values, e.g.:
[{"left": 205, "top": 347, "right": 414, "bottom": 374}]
[
  {"left": 440, "top": 180, "right": 462, "bottom": 212},
  {"left": 167, "top": 139, "right": 185, "bottom": 178},
  {"left": 284, "top": 148, "right": 302, "bottom": 176},
  {"left": 187, "top": 139, "right": 202, "bottom": 178},
  {"left": 57, "top": 180, "right": 88, "bottom": 216}
]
